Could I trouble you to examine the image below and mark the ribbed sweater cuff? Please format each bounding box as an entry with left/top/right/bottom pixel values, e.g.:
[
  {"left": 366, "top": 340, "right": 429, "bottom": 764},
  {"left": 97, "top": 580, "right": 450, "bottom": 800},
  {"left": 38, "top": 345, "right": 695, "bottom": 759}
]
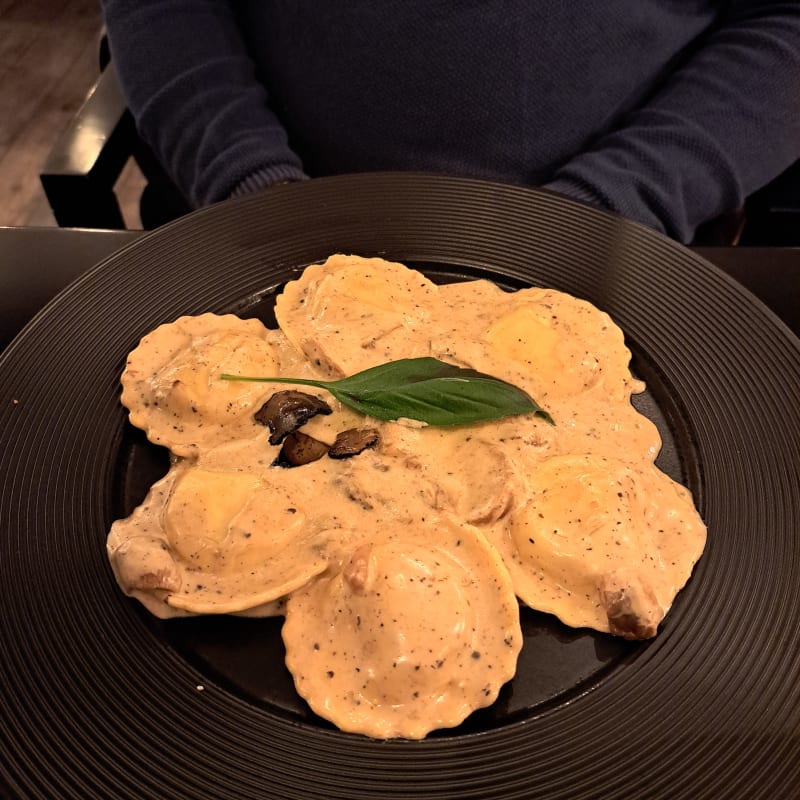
[
  {"left": 541, "top": 177, "right": 610, "bottom": 211},
  {"left": 229, "top": 165, "right": 309, "bottom": 198}
]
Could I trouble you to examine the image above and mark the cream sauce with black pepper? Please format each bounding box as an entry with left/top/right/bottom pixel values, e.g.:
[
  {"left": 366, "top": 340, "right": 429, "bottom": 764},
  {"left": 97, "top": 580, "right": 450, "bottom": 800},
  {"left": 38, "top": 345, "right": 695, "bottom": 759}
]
[{"left": 107, "top": 253, "right": 706, "bottom": 738}]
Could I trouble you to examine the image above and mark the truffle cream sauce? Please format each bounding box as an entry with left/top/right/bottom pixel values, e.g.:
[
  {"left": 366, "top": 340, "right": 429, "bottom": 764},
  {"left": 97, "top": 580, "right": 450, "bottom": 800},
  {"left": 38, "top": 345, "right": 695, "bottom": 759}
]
[{"left": 107, "top": 254, "right": 706, "bottom": 738}]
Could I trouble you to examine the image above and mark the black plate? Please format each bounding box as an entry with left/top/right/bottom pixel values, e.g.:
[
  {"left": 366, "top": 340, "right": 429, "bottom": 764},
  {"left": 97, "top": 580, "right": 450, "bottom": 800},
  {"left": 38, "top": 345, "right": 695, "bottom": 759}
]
[{"left": 1, "top": 173, "right": 799, "bottom": 799}]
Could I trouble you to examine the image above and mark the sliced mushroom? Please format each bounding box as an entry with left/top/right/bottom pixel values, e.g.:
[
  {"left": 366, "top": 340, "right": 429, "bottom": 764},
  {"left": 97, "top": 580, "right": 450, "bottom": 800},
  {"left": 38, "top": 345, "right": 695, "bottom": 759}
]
[
  {"left": 328, "top": 428, "right": 380, "bottom": 459},
  {"left": 254, "top": 390, "right": 332, "bottom": 444},
  {"left": 274, "top": 431, "right": 330, "bottom": 467}
]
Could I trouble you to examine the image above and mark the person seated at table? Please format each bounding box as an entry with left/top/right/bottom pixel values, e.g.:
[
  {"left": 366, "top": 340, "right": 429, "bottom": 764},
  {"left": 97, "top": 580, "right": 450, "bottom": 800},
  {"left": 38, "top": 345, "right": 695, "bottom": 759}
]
[{"left": 101, "top": 1, "right": 800, "bottom": 243}]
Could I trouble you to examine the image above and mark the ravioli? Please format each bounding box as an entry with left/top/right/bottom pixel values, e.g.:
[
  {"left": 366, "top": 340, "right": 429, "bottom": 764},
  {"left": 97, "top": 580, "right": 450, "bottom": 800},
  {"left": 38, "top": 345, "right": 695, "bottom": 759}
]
[
  {"left": 121, "top": 313, "right": 310, "bottom": 457},
  {"left": 107, "top": 457, "right": 342, "bottom": 617},
  {"left": 491, "top": 454, "right": 706, "bottom": 638},
  {"left": 282, "top": 518, "right": 522, "bottom": 739},
  {"left": 378, "top": 424, "right": 520, "bottom": 525},
  {"left": 108, "top": 253, "right": 708, "bottom": 739},
  {"left": 275, "top": 253, "right": 438, "bottom": 376},
  {"left": 435, "top": 284, "right": 640, "bottom": 404}
]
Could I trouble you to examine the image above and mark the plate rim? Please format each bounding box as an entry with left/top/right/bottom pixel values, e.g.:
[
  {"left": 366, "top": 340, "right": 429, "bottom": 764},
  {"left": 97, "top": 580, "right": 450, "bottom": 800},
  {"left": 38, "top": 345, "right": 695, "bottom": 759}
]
[{"left": 1, "top": 172, "right": 799, "bottom": 800}]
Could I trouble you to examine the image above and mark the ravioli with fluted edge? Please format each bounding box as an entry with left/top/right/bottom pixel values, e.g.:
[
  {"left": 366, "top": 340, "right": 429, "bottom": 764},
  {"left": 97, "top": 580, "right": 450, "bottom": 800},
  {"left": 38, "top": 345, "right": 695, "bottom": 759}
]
[
  {"left": 283, "top": 518, "right": 522, "bottom": 740},
  {"left": 107, "top": 252, "right": 707, "bottom": 739}
]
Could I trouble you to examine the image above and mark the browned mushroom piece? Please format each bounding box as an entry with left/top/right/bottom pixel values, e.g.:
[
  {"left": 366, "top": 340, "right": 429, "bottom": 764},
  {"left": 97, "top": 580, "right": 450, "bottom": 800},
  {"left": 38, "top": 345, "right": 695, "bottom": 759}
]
[
  {"left": 254, "top": 390, "right": 332, "bottom": 444},
  {"left": 274, "top": 431, "right": 330, "bottom": 467},
  {"left": 328, "top": 428, "right": 381, "bottom": 459}
]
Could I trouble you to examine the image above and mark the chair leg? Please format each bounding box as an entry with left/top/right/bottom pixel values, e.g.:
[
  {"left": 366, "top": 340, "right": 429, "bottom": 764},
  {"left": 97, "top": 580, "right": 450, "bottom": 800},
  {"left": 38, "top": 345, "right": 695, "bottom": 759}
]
[{"left": 39, "top": 174, "right": 126, "bottom": 229}]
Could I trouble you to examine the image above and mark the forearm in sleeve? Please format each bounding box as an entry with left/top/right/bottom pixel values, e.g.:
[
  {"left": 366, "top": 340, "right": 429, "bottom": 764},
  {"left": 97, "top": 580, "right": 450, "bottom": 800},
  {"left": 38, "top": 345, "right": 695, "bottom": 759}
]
[
  {"left": 102, "top": 0, "right": 306, "bottom": 207},
  {"left": 545, "top": 1, "right": 800, "bottom": 242}
]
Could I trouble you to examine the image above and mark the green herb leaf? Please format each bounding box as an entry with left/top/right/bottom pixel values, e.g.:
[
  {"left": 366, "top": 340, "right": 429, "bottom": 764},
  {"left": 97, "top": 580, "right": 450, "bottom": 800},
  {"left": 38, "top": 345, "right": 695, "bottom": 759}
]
[{"left": 221, "top": 357, "right": 553, "bottom": 427}]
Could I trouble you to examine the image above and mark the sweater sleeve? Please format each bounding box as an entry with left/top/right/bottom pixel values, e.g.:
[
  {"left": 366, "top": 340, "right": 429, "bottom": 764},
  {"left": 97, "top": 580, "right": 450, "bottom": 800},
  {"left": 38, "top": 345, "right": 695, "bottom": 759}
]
[
  {"left": 543, "top": 1, "right": 800, "bottom": 243},
  {"left": 101, "top": 0, "right": 307, "bottom": 208}
]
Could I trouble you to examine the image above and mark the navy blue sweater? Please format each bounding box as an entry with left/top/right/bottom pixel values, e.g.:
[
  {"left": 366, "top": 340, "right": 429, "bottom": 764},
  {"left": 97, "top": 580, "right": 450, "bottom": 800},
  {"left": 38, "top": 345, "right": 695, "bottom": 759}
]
[{"left": 103, "top": 1, "right": 800, "bottom": 242}]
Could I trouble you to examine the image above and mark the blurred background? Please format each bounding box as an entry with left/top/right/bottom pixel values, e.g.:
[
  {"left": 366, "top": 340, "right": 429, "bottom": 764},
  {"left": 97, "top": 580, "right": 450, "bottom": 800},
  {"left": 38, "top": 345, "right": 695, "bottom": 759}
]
[{"left": 0, "top": 0, "right": 143, "bottom": 227}]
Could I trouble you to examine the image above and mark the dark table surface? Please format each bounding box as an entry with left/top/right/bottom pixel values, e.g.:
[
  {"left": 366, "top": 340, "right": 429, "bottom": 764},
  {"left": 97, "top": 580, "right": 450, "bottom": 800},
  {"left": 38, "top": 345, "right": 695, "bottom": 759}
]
[{"left": 1, "top": 226, "right": 798, "bottom": 353}]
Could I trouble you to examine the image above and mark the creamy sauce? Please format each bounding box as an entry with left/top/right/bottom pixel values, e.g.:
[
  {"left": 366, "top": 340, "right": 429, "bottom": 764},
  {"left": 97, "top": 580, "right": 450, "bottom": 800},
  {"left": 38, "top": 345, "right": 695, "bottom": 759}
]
[{"left": 107, "top": 253, "right": 707, "bottom": 738}]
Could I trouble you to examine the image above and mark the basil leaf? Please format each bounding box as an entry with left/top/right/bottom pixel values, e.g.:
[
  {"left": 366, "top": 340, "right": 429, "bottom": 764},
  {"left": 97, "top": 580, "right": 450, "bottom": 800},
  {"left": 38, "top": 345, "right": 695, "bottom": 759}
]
[{"left": 221, "top": 357, "right": 553, "bottom": 427}]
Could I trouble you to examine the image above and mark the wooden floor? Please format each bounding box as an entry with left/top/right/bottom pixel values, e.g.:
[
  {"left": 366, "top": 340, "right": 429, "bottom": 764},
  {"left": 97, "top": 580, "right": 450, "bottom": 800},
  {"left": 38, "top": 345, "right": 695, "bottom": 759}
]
[{"left": 0, "top": 0, "right": 143, "bottom": 228}]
